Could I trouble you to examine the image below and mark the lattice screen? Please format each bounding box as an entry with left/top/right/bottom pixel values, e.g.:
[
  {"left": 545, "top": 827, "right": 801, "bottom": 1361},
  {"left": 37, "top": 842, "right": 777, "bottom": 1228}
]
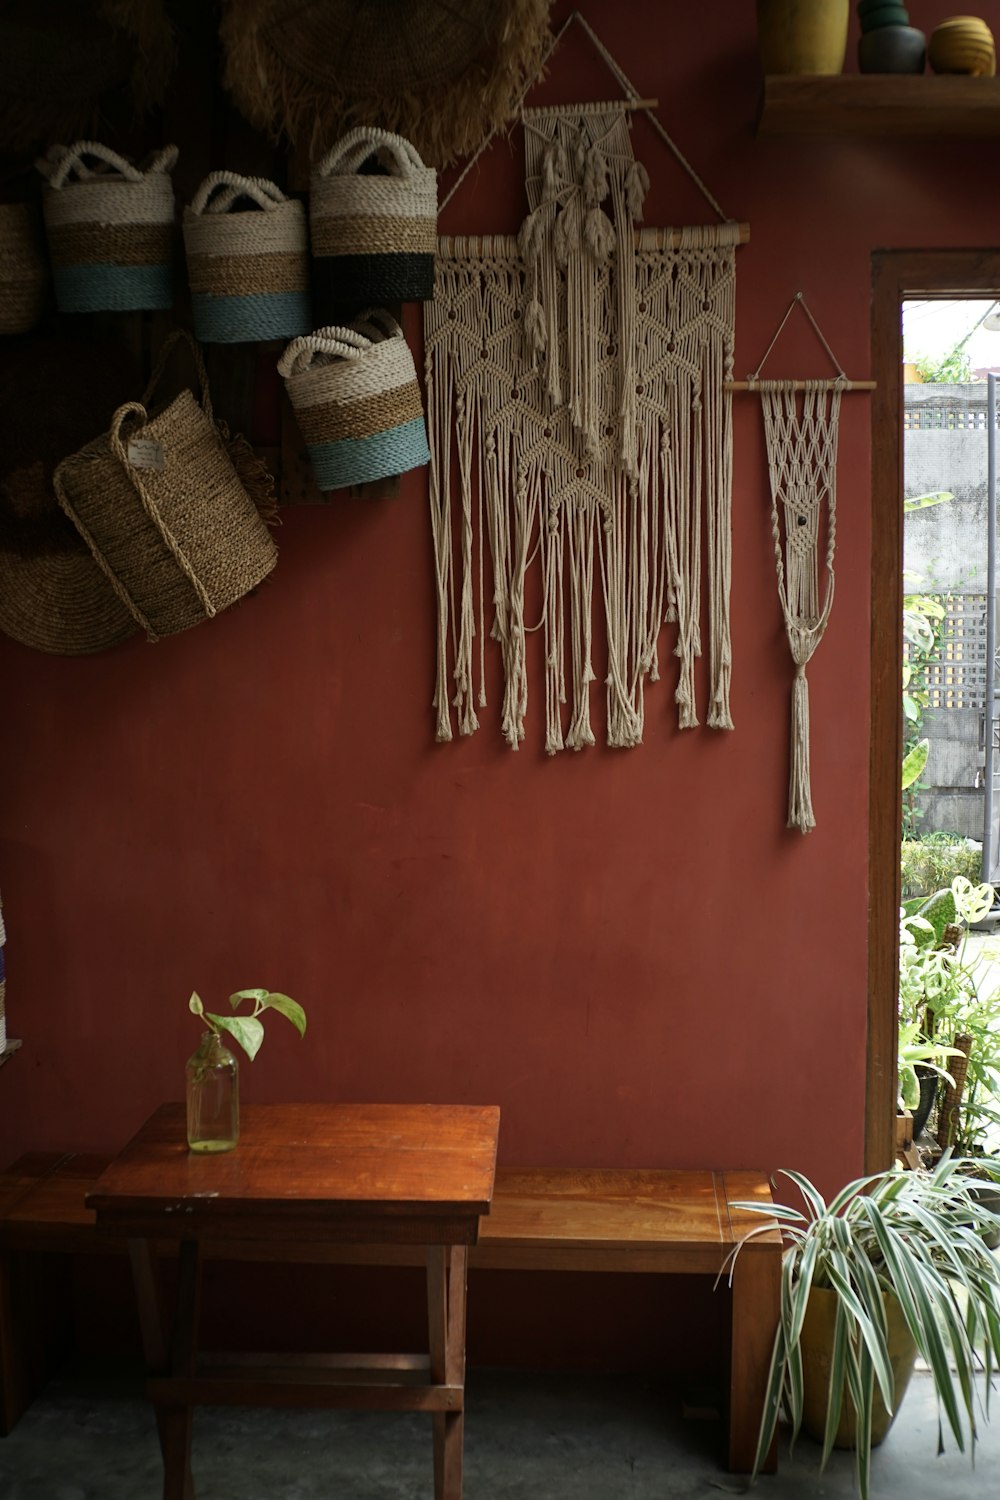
[{"left": 913, "top": 593, "right": 988, "bottom": 709}]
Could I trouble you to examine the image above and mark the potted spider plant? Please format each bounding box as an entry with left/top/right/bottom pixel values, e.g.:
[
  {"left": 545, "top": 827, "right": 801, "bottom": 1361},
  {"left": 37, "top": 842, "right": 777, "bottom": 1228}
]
[{"left": 727, "top": 1155, "right": 1000, "bottom": 1500}]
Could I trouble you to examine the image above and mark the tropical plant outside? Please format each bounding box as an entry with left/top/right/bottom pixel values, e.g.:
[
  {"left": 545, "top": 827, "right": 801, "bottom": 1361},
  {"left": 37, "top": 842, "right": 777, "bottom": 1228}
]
[{"left": 900, "top": 832, "right": 983, "bottom": 901}]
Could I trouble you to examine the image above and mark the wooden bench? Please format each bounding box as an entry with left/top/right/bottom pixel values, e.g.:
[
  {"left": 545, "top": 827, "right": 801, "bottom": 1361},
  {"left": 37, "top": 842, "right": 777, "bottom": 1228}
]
[{"left": 0, "top": 1154, "right": 781, "bottom": 1473}]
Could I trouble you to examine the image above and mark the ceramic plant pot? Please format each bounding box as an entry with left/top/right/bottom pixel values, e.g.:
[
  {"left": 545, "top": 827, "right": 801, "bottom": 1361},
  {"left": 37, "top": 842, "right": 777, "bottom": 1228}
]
[
  {"left": 859, "top": 25, "right": 927, "bottom": 72},
  {"left": 756, "top": 0, "right": 850, "bottom": 75},
  {"left": 800, "top": 1285, "right": 918, "bottom": 1449}
]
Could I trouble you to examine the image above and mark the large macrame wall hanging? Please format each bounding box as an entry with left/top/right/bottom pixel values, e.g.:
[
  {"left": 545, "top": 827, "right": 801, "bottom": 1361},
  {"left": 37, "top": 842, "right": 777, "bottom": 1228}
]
[
  {"left": 727, "top": 293, "right": 875, "bottom": 832},
  {"left": 426, "top": 14, "right": 747, "bottom": 753}
]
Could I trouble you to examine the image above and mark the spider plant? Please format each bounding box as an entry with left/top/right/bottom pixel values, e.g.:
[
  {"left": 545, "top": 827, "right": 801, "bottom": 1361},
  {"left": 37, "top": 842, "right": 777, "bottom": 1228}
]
[{"left": 727, "top": 1155, "right": 1000, "bottom": 1500}]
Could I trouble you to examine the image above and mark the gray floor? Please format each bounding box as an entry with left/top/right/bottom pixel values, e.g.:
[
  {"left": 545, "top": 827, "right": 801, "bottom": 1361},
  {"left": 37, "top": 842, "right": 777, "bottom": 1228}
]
[{"left": 2, "top": 1361, "right": 1000, "bottom": 1499}]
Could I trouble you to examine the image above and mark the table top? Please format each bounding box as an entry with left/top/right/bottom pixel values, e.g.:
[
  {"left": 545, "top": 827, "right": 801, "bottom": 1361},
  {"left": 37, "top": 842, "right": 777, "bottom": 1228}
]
[{"left": 87, "top": 1102, "right": 500, "bottom": 1245}]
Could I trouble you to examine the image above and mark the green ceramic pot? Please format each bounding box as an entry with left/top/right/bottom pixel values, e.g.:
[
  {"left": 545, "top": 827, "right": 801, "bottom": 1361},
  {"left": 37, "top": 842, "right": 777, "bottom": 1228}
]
[
  {"left": 757, "top": 0, "right": 850, "bottom": 74},
  {"left": 859, "top": 4, "right": 912, "bottom": 35}
]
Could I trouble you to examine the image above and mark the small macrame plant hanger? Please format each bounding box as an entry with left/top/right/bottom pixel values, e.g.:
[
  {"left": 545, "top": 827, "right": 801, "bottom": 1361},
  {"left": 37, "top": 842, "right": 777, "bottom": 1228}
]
[
  {"left": 729, "top": 293, "right": 875, "bottom": 833},
  {"left": 426, "top": 10, "right": 747, "bottom": 753}
]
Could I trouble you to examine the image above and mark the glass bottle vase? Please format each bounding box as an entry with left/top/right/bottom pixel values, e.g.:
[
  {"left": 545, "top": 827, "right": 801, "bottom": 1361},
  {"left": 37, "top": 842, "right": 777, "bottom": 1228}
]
[{"left": 186, "top": 1029, "right": 239, "bottom": 1153}]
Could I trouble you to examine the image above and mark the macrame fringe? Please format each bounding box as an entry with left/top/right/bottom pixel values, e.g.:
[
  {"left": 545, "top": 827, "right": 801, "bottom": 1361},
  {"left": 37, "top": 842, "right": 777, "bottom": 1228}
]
[{"left": 788, "top": 666, "right": 814, "bottom": 834}]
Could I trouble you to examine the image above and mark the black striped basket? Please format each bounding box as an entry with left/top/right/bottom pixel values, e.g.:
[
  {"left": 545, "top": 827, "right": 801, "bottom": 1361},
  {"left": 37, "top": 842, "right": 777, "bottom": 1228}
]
[{"left": 310, "top": 128, "right": 436, "bottom": 317}]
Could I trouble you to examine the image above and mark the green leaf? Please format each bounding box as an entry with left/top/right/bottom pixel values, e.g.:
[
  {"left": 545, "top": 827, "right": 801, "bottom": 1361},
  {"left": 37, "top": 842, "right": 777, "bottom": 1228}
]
[
  {"left": 189, "top": 991, "right": 205, "bottom": 1018},
  {"left": 260, "top": 992, "right": 307, "bottom": 1038},
  {"left": 903, "top": 490, "right": 954, "bottom": 513},
  {"left": 229, "top": 989, "right": 269, "bottom": 1007},
  {"left": 207, "top": 1012, "right": 265, "bottom": 1062},
  {"left": 902, "top": 738, "right": 929, "bottom": 791}
]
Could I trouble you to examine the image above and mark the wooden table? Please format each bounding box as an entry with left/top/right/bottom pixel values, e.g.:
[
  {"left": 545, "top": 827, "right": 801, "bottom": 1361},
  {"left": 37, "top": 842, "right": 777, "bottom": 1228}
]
[{"left": 87, "top": 1102, "right": 500, "bottom": 1500}]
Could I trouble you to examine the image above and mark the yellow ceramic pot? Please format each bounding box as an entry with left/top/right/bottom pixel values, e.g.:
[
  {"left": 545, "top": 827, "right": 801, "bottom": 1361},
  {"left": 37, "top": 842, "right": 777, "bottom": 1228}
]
[
  {"left": 757, "top": 0, "right": 850, "bottom": 75},
  {"left": 800, "top": 1285, "right": 918, "bottom": 1448}
]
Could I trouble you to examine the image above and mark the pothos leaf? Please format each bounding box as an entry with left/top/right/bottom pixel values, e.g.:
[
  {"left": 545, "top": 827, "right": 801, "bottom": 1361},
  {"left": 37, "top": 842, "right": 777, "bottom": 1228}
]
[
  {"left": 261, "top": 992, "right": 307, "bottom": 1039},
  {"left": 207, "top": 1012, "right": 265, "bottom": 1062},
  {"left": 189, "top": 991, "right": 206, "bottom": 1018}
]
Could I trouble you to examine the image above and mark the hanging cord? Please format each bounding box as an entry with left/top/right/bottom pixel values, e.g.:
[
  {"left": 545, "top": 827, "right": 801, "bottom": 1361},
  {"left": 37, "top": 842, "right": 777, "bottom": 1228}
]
[
  {"left": 441, "top": 9, "right": 734, "bottom": 223},
  {"left": 751, "top": 292, "right": 847, "bottom": 384}
]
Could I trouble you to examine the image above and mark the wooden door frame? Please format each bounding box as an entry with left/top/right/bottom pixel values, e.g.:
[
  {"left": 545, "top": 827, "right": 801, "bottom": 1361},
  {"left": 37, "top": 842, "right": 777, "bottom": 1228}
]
[{"left": 867, "top": 249, "right": 1000, "bottom": 1173}]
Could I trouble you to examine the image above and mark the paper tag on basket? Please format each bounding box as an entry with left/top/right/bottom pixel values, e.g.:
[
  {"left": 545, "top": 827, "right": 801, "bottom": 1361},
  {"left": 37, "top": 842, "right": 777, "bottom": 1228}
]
[{"left": 127, "top": 438, "right": 165, "bottom": 471}]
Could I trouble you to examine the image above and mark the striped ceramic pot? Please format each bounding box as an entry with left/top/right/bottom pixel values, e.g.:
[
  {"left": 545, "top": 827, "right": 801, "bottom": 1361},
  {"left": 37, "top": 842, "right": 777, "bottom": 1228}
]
[
  {"left": 38, "top": 141, "right": 177, "bottom": 313},
  {"left": 310, "top": 128, "right": 436, "bottom": 318},
  {"left": 278, "top": 312, "right": 429, "bottom": 491},
  {"left": 184, "top": 173, "right": 311, "bottom": 343}
]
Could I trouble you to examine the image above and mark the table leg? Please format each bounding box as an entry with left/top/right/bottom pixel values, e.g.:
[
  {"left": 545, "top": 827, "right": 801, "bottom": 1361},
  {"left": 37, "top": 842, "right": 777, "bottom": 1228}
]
[
  {"left": 128, "top": 1237, "right": 201, "bottom": 1500},
  {"left": 728, "top": 1246, "right": 780, "bottom": 1474},
  {"left": 427, "top": 1245, "right": 467, "bottom": 1500}
]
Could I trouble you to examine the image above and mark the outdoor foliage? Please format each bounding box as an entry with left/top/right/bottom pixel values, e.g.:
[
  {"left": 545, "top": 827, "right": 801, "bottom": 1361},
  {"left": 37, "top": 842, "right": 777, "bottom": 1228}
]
[{"left": 900, "top": 833, "right": 983, "bottom": 901}]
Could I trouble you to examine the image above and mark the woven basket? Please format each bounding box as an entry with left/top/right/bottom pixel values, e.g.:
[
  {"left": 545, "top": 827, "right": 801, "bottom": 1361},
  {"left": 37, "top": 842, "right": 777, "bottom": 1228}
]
[
  {"left": 310, "top": 128, "right": 437, "bottom": 313},
  {"left": 54, "top": 331, "right": 277, "bottom": 640},
  {"left": 278, "top": 312, "right": 430, "bottom": 491},
  {"left": 38, "top": 140, "right": 177, "bottom": 313},
  {"left": 184, "top": 172, "right": 311, "bottom": 343},
  {"left": 0, "top": 203, "right": 47, "bottom": 334}
]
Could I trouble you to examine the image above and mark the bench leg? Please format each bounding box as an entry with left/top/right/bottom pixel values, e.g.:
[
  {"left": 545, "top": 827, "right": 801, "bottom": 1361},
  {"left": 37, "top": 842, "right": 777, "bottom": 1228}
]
[
  {"left": 0, "top": 1248, "right": 28, "bottom": 1435},
  {"left": 728, "top": 1247, "right": 780, "bottom": 1474},
  {"left": 130, "top": 1237, "right": 199, "bottom": 1500},
  {"left": 427, "top": 1245, "right": 467, "bottom": 1500}
]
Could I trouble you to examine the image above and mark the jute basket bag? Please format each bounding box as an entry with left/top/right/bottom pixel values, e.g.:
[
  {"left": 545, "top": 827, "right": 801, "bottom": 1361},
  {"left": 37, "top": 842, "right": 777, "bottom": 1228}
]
[
  {"left": 278, "top": 311, "right": 430, "bottom": 491},
  {"left": 0, "top": 203, "right": 47, "bottom": 334},
  {"left": 37, "top": 140, "right": 177, "bottom": 313},
  {"left": 183, "top": 172, "right": 311, "bottom": 343},
  {"left": 310, "top": 127, "right": 437, "bottom": 312},
  {"left": 54, "top": 330, "right": 277, "bottom": 640}
]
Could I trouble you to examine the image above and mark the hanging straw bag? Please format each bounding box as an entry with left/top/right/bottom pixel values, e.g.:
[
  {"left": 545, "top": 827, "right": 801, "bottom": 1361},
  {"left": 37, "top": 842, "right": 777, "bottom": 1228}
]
[
  {"left": 0, "top": 203, "right": 47, "bottom": 334},
  {"left": 278, "top": 312, "right": 430, "bottom": 491},
  {"left": 54, "top": 331, "right": 277, "bottom": 640},
  {"left": 183, "top": 172, "right": 311, "bottom": 344},
  {"left": 37, "top": 140, "right": 177, "bottom": 313},
  {"left": 310, "top": 128, "right": 437, "bottom": 312}
]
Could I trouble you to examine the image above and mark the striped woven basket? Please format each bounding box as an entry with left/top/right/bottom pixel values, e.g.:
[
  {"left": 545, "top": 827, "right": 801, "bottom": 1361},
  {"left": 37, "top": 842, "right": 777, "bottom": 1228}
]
[
  {"left": 278, "top": 312, "right": 430, "bottom": 491},
  {"left": 37, "top": 140, "right": 177, "bottom": 313},
  {"left": 310, "top": 128, "right": 437, "bottom": 314},
  {"left": 0, "top": 203, "right": 47, "bottom": 334},
  {"left": 184, "top": 172, "right": 311, "bottom": 344},
  {"left": 54, "top": 331, "right": 277, "bottom": 640}
]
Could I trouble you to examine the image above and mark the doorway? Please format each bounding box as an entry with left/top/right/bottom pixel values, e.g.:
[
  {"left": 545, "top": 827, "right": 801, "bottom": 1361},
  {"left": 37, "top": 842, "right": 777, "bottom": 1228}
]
[{"left": 868, "top": 251, "right": 1000, "bottom": 1173}]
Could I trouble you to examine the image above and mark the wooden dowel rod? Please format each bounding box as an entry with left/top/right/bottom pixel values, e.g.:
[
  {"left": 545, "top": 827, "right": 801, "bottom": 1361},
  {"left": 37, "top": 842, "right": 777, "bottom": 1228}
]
[
  {"left": 724, "top": 379, "right": 877, "bottom": 392},
  {"left": 437, "top": 224, "right": 750, "bottom": 258},
  {"left": 522, "top": 98, "right": 658, "bottom": 119}
]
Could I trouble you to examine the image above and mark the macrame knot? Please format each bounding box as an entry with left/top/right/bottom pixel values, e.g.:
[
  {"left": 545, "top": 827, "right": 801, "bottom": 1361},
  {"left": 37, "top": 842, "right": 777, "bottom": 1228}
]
[
  {"left": 542, "top": 139, "right": 568, "bottom": 194},
  {"left": 625, "top": 160, "right": 650, "bottom": 221},
  {"left": 584, "top": 206, "right": 615, "bottom": 264},
  {"left": 553, "top": 197, "right": 581, "bottom": 266},
  {"left": 523, "top": 296, "right": 547, "bottom": 354},
  {"left": 584, "top": 145, "right": 608, "bottom": 205},
  {"left": 517, "top": 209, "right": 545, "bottom": 264}
]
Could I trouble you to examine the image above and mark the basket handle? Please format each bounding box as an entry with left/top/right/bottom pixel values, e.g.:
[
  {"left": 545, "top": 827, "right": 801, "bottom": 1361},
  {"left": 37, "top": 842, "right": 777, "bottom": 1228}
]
[
  {"left": 313, "top": 127, "right": 426, "bottom": 181},
  {"left": 40, "top": 140, "right": 178, "bottom": 189},
  {"left": 189, "top": 172, "right": 288, "bottom": 216},
  {"left": 350, "top": 308, "right": 404, "bottom": 342},
  {"left": 141, "top": 330, "right": 213, "bottom": 424},
  {"left": 277, "top": 326, "right": 375, "bottom": 379}
]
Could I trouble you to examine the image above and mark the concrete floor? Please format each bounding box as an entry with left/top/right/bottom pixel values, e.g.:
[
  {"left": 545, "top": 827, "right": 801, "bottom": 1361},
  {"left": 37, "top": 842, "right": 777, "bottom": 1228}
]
[{"left": 2, "top": 1360, "right": 1000, "bottom": 1499}]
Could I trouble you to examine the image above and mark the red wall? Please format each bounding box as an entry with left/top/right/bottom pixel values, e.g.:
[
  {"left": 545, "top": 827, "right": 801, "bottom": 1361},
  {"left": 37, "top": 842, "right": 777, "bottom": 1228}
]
[{"left": 1, "top": 2, "right": 993, "bottom": 1209}]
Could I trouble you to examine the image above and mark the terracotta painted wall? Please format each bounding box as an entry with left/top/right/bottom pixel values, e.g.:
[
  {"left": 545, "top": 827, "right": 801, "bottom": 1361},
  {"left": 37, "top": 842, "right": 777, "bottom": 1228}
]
[{"left": 1, "top": 1, "right": 993, "bottom": 1212}]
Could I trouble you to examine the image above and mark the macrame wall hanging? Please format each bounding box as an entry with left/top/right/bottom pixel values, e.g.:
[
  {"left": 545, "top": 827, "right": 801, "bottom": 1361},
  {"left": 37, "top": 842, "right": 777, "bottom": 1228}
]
[
  {"left": 425, "top": 12, "right": 747, "bottom": 753},
  {"left": 727, "top": 293, "right": 875, "bottom": 833}
]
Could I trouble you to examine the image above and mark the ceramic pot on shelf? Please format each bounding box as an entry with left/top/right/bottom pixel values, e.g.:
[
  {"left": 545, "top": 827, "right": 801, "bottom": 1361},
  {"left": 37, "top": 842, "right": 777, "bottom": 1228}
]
[{"left": 756, "top": 0, "right": 850, "bottom": 75}]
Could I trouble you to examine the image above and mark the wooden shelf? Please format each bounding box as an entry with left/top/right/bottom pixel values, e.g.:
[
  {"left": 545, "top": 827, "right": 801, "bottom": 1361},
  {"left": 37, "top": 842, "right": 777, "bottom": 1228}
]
[
  {"left": 0, "top": 1040, "right": 21, "bottom": 1068},
  {"left": 757, "top": 74, "right": 1000, "bottom": 139}
]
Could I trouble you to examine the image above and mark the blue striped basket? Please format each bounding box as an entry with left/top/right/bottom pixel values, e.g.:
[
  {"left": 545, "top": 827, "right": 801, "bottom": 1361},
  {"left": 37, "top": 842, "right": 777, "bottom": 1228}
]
[
  {"left": 37, "top": 141, "right": 177, "bottom": 313},
  {"left": 278, "top": 313, "right": 429, "bottom": 492},
  {"left": 184, "top": 173, "right": 311, "bottom": 344}
]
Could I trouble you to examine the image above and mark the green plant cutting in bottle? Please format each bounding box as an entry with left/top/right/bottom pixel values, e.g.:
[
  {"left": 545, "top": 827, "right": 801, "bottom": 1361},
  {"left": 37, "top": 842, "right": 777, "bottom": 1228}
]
[
  {"left": 186, "top": 989, "right": 307, "bottom": 1153},
  {"left": 189, "top": 987, "right": 307, "bottom": 1060}
]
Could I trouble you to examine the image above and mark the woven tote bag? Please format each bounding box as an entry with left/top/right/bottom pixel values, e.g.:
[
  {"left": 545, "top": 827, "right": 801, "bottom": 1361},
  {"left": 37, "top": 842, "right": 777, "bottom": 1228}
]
[
  {"left": 54, "top": 331, "right": 277, "bottom": 640},
  {"left": 310, "top": 128, "right": 437, "bottom": 313},
  {"left": 37, "top": 140, "right": 177, "bottom": 313},
  {"left": 0, "top": 203, "right": 47, "bottom": 334},
  {"left": 278, "top": 312, "right": 430, "bottom": 491},
  {"left": 184, "top": 172, "right": 311, "bottom": 343}
]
